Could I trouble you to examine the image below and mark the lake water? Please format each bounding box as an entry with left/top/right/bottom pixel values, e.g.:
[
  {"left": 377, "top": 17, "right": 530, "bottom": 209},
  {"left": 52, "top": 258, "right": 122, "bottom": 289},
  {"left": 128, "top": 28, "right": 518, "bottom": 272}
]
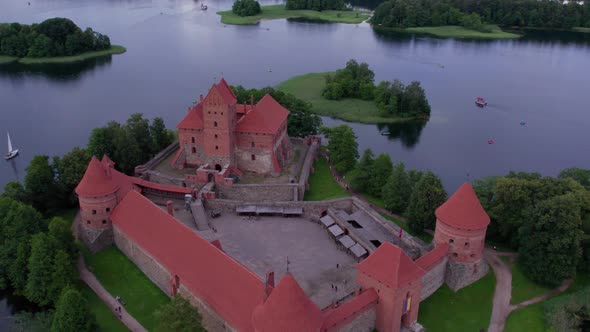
[{"left": 1, "top": 0, "right": 590, "bottom": 321}]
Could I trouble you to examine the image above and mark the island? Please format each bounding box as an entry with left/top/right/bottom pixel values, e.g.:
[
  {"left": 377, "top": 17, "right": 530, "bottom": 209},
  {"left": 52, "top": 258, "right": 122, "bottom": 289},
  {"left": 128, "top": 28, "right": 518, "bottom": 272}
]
[
  {"left": 0, "top": 18, "right": 125, "bottom": 65},
  {"left": 217, "top": 4, "right": 370, "bottom": 25},
  {"left": 372, "top": 0, "right": 590, "bottom": 39},
  {"left": 277, "top": 59, "right": 430, "bottom": 124}
]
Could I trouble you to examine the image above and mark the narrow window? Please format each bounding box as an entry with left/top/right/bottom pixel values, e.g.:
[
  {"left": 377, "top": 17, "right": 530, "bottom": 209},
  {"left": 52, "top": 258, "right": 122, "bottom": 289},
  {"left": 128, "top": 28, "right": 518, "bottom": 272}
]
[
  {"left": 470, "top": 254, "right": 475, "bottom": 258},
  {"left": 215, "top": 146, "right": 219, "bottom": 150},
  {"left": 214, "top": 121, "right": 218, "bottom": 127},
  {"left": 464, "top": 242, "right": 470, "bottom": 248},
  {"left": 452, "top": 253, "right": 458, "bottom": 258},
  {"left": 92, "top": 210, "right": 97, "bottom": 215},
  {"left": 251, "top": 154, "right": 256, "bottom": 161},
  {"left": 86, "top": 220, "right": 91, "bottom": 225},
  {"left": 102, "top": 220, "right": 107, "bottom": 225},
  {"left": 214, "top": 134, "right": 218, "bottom": 139},
  {"left": 449, "top": 239, "right": 454, "bottom": 244},
  {"left": 106, "top": 207, "right": 110, "bottom": 212},
  {"left": 251, "top": 142, "right": 255, "bottom": 148},
  {"left": 191, "top": 137, "right": 195, "bottom": 143},
  {"left": 191, "top": 147, "right": 196, "bottom": 153},
  {"left": 214, "top": 112, "right": 217, "bottom": 115}
]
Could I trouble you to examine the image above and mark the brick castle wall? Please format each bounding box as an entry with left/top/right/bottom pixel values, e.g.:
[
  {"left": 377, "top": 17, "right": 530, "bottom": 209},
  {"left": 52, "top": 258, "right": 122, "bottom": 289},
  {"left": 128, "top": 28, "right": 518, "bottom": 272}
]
[{"left": 332, "top": 305, "right": 376, "bottom": 332}]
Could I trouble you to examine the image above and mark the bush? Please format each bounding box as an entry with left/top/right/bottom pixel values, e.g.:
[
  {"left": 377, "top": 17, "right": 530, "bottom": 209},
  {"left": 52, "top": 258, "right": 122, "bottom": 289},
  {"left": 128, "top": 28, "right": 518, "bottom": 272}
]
[{"left": 232, "top": 0, "right": 262, "bottom": 17}]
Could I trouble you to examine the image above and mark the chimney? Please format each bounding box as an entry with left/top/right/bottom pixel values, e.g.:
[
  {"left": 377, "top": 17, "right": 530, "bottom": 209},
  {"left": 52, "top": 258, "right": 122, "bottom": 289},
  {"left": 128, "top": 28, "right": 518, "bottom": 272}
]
[
  {"left": 199, "top": 94, "right": 204, "bottom": 102},
  {"left": 265, "top": 271, "right": 275, "bottom": 298},
  {"left": 166, "top": 201, "right": 174, "bottom": 217}
]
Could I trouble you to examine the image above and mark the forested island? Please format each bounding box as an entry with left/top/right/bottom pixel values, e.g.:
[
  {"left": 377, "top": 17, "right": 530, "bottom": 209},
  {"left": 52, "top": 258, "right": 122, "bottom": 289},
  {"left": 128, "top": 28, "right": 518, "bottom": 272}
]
[
  {"left": 278, "top": 60, "right": 430, "bottom": 123},
  {"left": 372, "top": 0, "right": 590, "bottom": 38},
  {"left": 0, "top": 18, "right": 125, "bottom": 65},
  {"left": 218, "top": 2, "right": 369, "bottom": 25}
]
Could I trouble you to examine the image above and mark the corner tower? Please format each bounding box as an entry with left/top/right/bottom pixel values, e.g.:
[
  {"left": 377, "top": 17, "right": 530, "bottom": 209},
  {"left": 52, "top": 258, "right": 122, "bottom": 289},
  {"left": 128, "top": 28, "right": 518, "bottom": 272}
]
[
  {"left": 201, "top": 79, "right": 237, "bottom": 169},
  {"left": 434, "top": 182, "right": 490, "bottom": 290}
]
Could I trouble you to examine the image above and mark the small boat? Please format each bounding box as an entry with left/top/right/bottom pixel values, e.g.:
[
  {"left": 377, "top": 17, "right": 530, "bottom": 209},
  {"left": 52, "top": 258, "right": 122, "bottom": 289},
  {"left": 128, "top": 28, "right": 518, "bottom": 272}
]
[
  {"left": 5, "top": 132, "right": 19, "bottom": 160},
  {"left": 487, "top": 139, "right": 495, "bottom": 145},
  {"left": 520, "top": 121, "right": 526, "bottom": 126},
  {"left": 380, "top": 131, "right": 390, "bottom": 136},
  {"left": 201, "top": 3, "right": 208, "bottom": 10},
  {"left": 475, "top": 97, "right": 488, "bottom": 107}
]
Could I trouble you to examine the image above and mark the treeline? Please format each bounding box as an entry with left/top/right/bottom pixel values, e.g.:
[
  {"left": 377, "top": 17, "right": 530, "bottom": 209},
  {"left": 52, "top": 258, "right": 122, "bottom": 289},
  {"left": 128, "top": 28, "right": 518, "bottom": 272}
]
[
  {"left": 323, "top": 60, "right": 431, "bottom": 118},
  {"left": 0, "top": 18, "right": 111, "bottom": 58},
  {"left": 286, "top": 0, "right": 346, "bottom": 11},
  {"left": 372, "top": 0, "right": 590, "bottom": 30},
  {"left": 322, "top": 124, "right": 446, "bottom": 233},
  {"left": 232, "top": 0, "right": 262, "bottom": 17},
  {"left": 231, "top": 85, "right": 322, "bottom": 138},
  {"left": 474, "top": 169, "right": 590, "bottom": 287}
]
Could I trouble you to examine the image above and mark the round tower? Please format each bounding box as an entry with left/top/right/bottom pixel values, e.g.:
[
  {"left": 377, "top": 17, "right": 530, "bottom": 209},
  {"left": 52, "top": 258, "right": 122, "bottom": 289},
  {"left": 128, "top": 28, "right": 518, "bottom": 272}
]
[
  {"left": 434, "top": 182, "right": 490, "bottom": 290},
  {"left": 75, "top": 157, "right": 120, "bottom": 251}
]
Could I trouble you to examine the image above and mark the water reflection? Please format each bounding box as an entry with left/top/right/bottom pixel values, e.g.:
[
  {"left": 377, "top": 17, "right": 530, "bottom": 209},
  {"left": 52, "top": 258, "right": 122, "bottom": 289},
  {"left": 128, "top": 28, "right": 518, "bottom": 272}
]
[
  {"left": 376, "top": 120, "right": 428, "bottom": 149},
  {"left": 0, "top": 55, "right": 113, "bottom": 83},
  {"left": 7, "top": 158, "right": 20, "bottom": 183}
]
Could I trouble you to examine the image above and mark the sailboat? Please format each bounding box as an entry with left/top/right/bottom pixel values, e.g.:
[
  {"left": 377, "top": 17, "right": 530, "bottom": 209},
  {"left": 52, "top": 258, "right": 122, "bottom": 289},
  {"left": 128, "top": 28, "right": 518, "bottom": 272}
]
[{"left": 5, "top": 132, "right": 19, "bottom": 160}]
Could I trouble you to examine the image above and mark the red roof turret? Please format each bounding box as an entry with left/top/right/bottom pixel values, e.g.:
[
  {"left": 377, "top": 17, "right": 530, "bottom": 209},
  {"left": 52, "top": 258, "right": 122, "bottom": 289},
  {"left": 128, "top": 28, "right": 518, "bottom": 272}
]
[
  {"left": 75, "top": 157, "right": 119, "bottom": 197},
  {"left": 357, "top": 242, "right": 425, "bottom": 289},
  {"left": 236, "top": 94, "right": 289, "bottom": 134},
  {"left": 435, "top": 182, "right": 490, "bottom": 230},
  {"left": 252, "top": 274, "right": 323, "bottom": 332}
]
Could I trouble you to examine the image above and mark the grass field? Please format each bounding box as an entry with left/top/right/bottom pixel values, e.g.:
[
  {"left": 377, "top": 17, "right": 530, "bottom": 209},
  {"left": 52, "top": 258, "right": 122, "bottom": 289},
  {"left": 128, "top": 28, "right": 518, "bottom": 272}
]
[
  {"left": 16, "top": 45, "right": 126, "bottom": 65},
  {"left": 419, "top": 270, "right": 496, "bottom": 332},
  {"left": 304, "top": 157, "right": 351, "bottom": 201},
  {"left": 0, "top": 55, "right": 17, "bottom": 64},
  {"left": 510, "top": 261, "right": 550, "bottom": 304},
  {"left": 82, "top": 246, "right": 169, "bottom": 331},
  {"left": 217, "top": 5, "right": 369, "bottom": 25},
  {"left": 573, "top": 27, "right": 590, "bottom": 33},
  {"left": 277, "top": 72, "right": 415, "bottom": 124},
  {"left": 504, "top": 302, "right": 549, "bottom": 332},
  {"left": 79, "top": 284, "right": 128, "bottom": 332},
  {"left": 405, "top": 25, "right": 520, "bottom": 39},
  {"left": 378, "top": 212, "right": 432, "bottom": 243}
]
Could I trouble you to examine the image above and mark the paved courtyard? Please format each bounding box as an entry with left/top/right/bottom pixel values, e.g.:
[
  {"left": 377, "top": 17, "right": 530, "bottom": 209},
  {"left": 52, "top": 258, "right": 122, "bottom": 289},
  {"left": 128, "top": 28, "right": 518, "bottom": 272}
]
[{"left": 207, "top": 214, "right": 358, "bottom": 309}]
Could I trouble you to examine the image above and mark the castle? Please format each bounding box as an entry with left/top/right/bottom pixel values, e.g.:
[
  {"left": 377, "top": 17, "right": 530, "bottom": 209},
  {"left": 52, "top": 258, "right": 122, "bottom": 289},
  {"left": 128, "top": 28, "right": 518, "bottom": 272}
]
[
  {"left": 75, "top": 79, "right": 491, "bottom": 332},
  {"left": 174, "top": 78, "right": 291, "bottom": 177}
]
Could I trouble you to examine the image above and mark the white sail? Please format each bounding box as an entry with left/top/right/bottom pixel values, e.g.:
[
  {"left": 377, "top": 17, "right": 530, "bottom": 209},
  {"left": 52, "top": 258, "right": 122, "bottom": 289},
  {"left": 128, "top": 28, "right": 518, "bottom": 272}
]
[{"left": 7, "top": 132, "right": 13, "bottom": 153}]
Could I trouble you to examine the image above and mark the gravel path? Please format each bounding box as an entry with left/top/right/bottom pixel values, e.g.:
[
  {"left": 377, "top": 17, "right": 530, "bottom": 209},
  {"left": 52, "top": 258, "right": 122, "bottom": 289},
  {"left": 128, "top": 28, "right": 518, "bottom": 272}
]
[{"left": 485, "top": 248, "right": 513, "bottom": 332}]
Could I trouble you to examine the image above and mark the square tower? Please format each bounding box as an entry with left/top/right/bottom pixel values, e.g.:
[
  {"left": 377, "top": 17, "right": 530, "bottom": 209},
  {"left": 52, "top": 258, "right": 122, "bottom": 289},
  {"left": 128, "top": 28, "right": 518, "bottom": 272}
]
[{"left": 201, "top": 80, "right": 237, "bottom": 169}]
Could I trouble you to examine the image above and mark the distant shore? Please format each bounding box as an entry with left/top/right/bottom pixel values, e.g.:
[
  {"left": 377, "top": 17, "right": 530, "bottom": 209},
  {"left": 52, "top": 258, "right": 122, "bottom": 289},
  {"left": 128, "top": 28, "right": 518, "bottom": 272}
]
[
  {"left": 217, "top": 4, "right": 370, "bottom": 25},
  {"left": 277, "top": 72, "right": 419, "bottom": 124},
  {"left": 0, "top": 45, "right": 126, "bottom": 65},
  {"left": 374, "top": 25, "right": 521, "bottom": 39}
]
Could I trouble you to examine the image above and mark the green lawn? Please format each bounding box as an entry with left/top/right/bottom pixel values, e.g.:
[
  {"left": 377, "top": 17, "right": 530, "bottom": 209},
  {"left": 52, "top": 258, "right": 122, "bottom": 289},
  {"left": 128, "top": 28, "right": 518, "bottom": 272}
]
[
  {"left": 304, "top": 157, "right": 351, "bottom": 201},
  {"left": 0, "top": 55, "right": 17, "bottom": 64},
  {"left": 378, "top": 212, "right": 432, "bottom": 243},
  {"left": 404, "top": 25, "right": 520, "bottom": 39},
  {"left": 504, "top": 302, "right": 549, "bottom": 332},
  {"left": 573, "top": 27, "right": 590, "bottom": 33},
  {"left": 82, "top": 246, "right": 169, "bottom": 331},
  {"left": 217, "top": 5, "right": 369, "bottom": 25},
  {"left": 16, "top": 45, "right": 126, "bottom": 64},
  {"left": 510, "top": 261, "right": 550, "bottom": 304},
  {"left": 419, "top": 270, "right": 496, "bottom": 332},
  {"left": 277, "top": 72, "right": 415, "bottom": 124},
  {"left": 79, "top": 284, "right": 128, "bottom": 332}
]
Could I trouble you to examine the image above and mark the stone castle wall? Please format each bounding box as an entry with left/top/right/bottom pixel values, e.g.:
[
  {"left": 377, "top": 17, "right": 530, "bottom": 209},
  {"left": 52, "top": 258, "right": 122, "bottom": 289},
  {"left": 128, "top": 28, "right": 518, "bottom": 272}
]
[
  {"left": 445, "top": 258, "right": 489, "bottom": 291},
  {"left": 217, "top": 183, "right": 298, "bottom": 201},
  {"left": 333, "top": 305, "right": 376, "bottom": 332},
  {"left": 297, "top": 139, "right": 320, "bottom": 200},
  {"left": 113, "top": 227, "right": 232, "bottom": 332},
  {"left": 419, "top": 256, "right": 448, "bottom": 300}
]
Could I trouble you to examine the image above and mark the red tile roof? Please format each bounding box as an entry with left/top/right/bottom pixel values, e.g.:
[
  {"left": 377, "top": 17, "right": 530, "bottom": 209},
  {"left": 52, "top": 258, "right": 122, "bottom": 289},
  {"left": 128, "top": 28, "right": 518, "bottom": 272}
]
[
  {"left": 435, "top": 182, "right": 490, "bottom": 230},
  {"left": 75, "top": 157, "right": 120, "bottom": 197},
  {"left": 415, "top": 244, "right": 449, "bottom": 271},
  {"left": 217, "top": 78, "right": 237, "bottom": 104},
  {"left": 252, "top": 274, "right": 323, "bottom": 332},
  {"left": 236, "top": 94, "right": 289, "bottom": 134},
  {"left": 321, "top": 288, "right": 378, "bottom": 330},
  {"left": 357, "top": 242, "right": 425, "bottom": 289},
  {"left": 111, "top": 191, "right": 266, "bottom": 332},
  {"left": 177, "top": 103, "right": 204, "bottom": 130}
]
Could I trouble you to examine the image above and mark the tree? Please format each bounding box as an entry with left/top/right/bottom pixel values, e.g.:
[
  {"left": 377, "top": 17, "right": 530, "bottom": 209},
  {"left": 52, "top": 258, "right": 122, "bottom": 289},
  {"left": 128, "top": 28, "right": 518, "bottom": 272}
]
[
  {"left": 350, "top": 149, "right": 375, "bottom": 193},
  {"left": 9, "top": 311, "right": 54, "bottom": 332},
  {"left": 24, "top": 155, "right": 57, "bottom": 213},
  {"left": 51, "top": 288, "right": 96, "bottom": 332},
  {"left": 518, "top": 193, "right": 584, "bottom": 286},
  {"left": 232, "top": 0, "right": 262, "bottom": 16},
  {"left": 48, "top": 250, "right": 76, "bottom": 303},
  {"left": 126, "top": 113, "right": 153, "bottom": 162},
  {"left": 382, "top": 162, "right": 411, "bottom": 213},
  {"left": 370, "top": 153, "right": 393, "bottom": 196},
  {"left": 2, "top": 182, "right": 27, "bottom": 203},
  {"left": 155, "top": 295, "right": 205, "bottom": 332},
  {"left": 559, "top": 167, "right": 590, "bottom": 190},
  {"left": 150, "top": 117, "right": 173, "bottom": 154},
  {"left": 406, "top": 171, "right": 447, "bottom": 232},
  {"left": 52, "top": 147, "right": 90, "bottom": 206},
  {"left": 322, "top": 125, "right": 358, "bottom": 174},
  {"left": 26, "top": 233, "right": 57, "bottom": 306},
  {"left": 87, "top": 122, "right": 120, "bottom": 159},
  {"left": 323, "top": 60, "right": 375, "bottom": 100}
]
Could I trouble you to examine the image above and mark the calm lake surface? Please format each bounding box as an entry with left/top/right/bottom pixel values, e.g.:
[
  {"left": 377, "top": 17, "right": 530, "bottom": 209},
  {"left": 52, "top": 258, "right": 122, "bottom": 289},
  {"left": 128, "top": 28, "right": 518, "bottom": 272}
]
[{"left": 1, "top": 0, "right": 590, "bottom": 321}]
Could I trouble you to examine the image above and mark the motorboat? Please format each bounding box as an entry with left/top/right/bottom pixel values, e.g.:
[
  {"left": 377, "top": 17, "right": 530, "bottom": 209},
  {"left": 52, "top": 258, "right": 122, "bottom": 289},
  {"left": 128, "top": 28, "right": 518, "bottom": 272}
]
[
  {"left": 201, "top": 3, "right": 208, "bottom": 10},
  {"left": 475, "top": 97, "right": 487, "bottom": 107},
  {"left": 487, "top": 139, "right": 495, "bottom": 145},
  {"left": 380, "top": 131, "right": 390, "bottom": 136},
  {"left": 5, "top": 132, "right": 19, "bottom": 160}
]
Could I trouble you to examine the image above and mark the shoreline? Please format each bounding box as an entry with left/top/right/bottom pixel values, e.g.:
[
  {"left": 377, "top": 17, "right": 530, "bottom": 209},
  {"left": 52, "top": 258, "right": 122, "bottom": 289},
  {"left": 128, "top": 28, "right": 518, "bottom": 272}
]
[
  {"left": 217, "top": 4, "right": 370, "bottom": 25},
  {"left": 374, "top": 25, "right": 521, "bottom": 39},
  {"left": 277, "top": 72, "right": 424, "bottom": 124},
  {"left": 0, "top": 45, "right": 126, "bottom": 65}
]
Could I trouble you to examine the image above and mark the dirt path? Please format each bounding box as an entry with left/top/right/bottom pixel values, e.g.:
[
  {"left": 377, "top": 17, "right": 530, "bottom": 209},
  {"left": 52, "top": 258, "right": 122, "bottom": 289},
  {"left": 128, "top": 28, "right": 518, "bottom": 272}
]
[
  {"left": 485, "top": 249, "right": 513, "bottom": 332},
  {"left": 78, "top": 257, "right": 147, "bottom": 332},
  {"left": 511, "top": 279, "right": 573, "bottom": 311}
]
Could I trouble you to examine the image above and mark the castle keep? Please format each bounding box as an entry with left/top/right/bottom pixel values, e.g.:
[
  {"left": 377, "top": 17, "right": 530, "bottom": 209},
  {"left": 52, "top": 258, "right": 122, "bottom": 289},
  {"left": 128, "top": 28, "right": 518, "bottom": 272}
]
[{"left": 76, "top": 79, "right": 492, "bottom": 332}]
